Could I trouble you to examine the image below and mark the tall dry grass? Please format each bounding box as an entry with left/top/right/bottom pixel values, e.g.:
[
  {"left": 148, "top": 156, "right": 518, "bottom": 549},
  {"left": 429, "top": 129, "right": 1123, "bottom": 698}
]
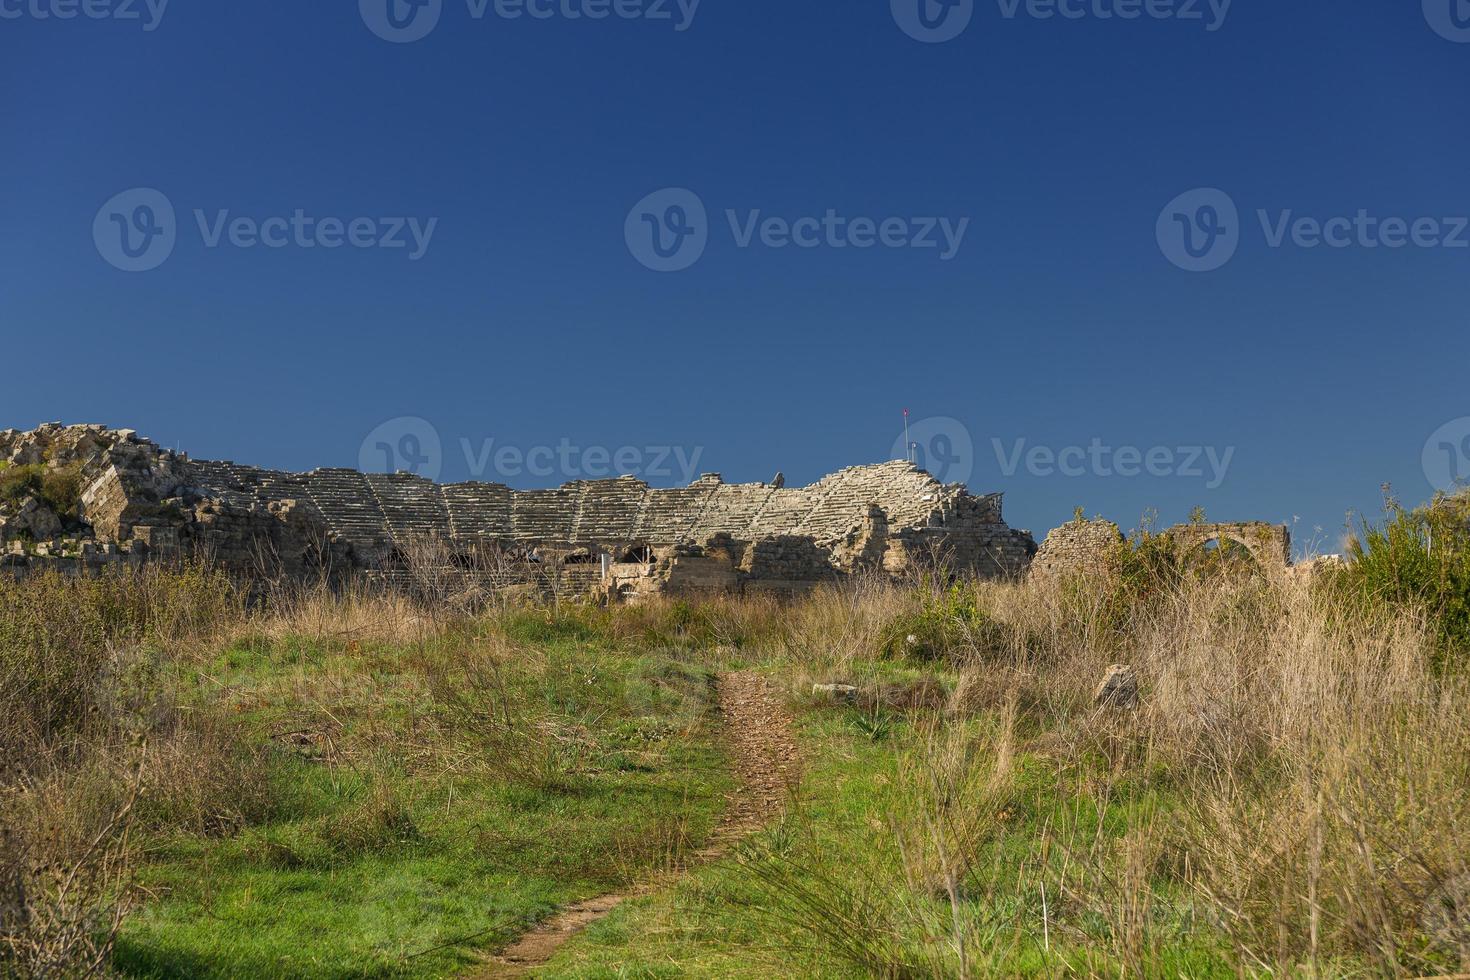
[
  {"left": 742, "top": 566, "right": 1470, "bottom": 977},
  {"left": 0, "top": 566, "right": 479, "bottom": 978}
]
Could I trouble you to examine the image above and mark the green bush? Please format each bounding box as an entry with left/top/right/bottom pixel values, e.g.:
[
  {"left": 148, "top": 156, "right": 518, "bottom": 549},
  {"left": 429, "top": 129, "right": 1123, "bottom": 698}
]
[
  {"left": 0, "top": 567, "right": 243, "bottom": 750},
  {"left": 40, "top": 464, "right": 84, "bottom": 518},
  {"left": 880, "top": 584, "right": 1010, "bottom": 663},
  {"left": 1341, "top": 491, "right": 1470, "bottom": 664},
  {"left": 0, "top": 462, "right": 43, "bottom": 505},
  {"left": 0, "top": 461, "right": 85, "bottom": 519}
]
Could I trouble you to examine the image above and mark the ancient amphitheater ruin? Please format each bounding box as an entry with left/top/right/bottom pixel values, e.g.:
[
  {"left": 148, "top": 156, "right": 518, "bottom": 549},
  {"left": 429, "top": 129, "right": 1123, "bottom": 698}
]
[{"left": 0, "top": 424, "right": 1038, "bottom": 599}]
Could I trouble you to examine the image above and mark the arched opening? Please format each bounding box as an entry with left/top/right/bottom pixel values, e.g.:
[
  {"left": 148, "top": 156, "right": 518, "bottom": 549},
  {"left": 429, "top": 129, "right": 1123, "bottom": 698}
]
[
  {"left": 1185, "top": 536, "right": 1261, "bottom": 573},
  {"left": 618, "top": 544, "right": 654, "bottom": 564},
  {"left": 563, "top": 549, "right": 599, "bottom": 565}
]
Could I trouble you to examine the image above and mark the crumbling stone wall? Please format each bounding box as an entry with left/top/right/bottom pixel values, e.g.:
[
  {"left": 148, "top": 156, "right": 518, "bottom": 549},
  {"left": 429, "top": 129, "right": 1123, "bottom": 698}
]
[
  {"left": 1032, "top": 518, "right": 1126, "bottom": 578},
  {"left": 1031, "top": 516, "right": 1292, "bottom": 579},
  {"left": 2, "top": 425, "right": 1038, "bottom": 596},
  {"left": 1166, "top": 522, "right": 1291, "bottom": 572}
]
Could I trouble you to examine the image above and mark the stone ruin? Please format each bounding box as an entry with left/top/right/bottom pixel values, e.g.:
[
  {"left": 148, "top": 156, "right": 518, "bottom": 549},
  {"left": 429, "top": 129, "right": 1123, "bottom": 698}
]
[
  {"left": 0, "top": 424, "right": 1038, "bottom": 600},
  {"left": 1032, "top": 515, "right": 1293, "bottom": 578}
]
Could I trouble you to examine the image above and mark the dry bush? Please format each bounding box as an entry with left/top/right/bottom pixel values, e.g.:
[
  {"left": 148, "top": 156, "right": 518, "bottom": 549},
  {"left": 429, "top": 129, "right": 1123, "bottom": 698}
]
[
  {"left": 0, "top": 568, "right": 265, "bottom": 978},
  {"left": 251, "top": 579, "right": 436, "bottom": 649},
  {"left": 602, "top": 593, "right": 787, "bottom": 655},
  {"left": 132, "top": 718, "right": 278, "bottom": 837},
  {"left": 890, "top": 705, "right": 1016, "bottom": 901},
  {"left": 984, "top": 572, "right": 1470, "bottom": 973},
  {"left": 759, "top": 576, "right": 914, "bottom": 671},
  {"left": 0, "top": 563, "right": 494, "bottom": 978},
  {"left": 424, "top": 633, "right": 590, "bottom": 789},
  {"left": 0, "top": 754, "right": 142, "bottom": 979}
]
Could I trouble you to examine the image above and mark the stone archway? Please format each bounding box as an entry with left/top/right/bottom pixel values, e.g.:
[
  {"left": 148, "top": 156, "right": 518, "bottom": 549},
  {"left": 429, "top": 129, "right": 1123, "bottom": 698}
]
[{"left": 1164, "top": 522, "right": 1291, "bottom": 572}]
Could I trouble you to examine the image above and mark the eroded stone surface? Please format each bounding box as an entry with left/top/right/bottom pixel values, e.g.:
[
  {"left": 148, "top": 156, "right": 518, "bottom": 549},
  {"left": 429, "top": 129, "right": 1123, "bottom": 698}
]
[
  {"left": 0, "top": 425, "right": 1037, "bottom": 596},
  {"left": 1033, "top": 516, "right": 1292, "bottom": 579}
]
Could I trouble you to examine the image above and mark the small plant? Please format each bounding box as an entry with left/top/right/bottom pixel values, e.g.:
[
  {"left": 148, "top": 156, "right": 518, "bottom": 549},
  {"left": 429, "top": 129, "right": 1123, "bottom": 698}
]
[
  {"left": 849, "top": 708, "right": 893, "bottom": 742},
  {"left": 426, "top": 638, "right": 590, "bottom": 790}
]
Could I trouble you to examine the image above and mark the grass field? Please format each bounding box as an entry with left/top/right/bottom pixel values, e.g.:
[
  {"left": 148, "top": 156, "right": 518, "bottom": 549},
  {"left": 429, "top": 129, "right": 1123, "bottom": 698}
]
[
  {"left": 113, "top": 627, "right": 733, "bottom": 978},
  {"left": 4, "top": 515, "right": 1470, "bottom": 978}
]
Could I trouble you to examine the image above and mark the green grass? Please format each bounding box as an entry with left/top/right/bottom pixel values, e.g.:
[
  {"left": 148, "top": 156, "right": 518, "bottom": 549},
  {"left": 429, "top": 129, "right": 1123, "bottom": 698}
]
[
  {"left": 112, "top": 627, "right": 737, "bottom": 979},
  {"left": 538, "top": 678, "right": 1237, "bottom": 979},
  {"left": 14, "top": 571, "right": 1461, "bottom": 977}
]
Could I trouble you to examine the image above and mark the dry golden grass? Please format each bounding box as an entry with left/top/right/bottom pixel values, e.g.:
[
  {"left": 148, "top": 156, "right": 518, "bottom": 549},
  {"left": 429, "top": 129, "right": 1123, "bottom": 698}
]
[{"left": 721, "top": 566, "right": 1470, "bottom": 977}]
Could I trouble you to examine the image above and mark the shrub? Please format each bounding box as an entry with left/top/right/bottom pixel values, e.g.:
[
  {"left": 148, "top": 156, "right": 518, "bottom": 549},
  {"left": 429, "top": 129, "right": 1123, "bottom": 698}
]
[
  {"left": 0, "top": 462, "right": 85, "bottom": 520},
  {"left": 1341, "top": 490, "right": 1470, "bottom": 663},
  {"left": 0, "top": 464, "right": 43, "bottom": 506},
  {"left": 879, "top": 584, "right": 1010, "bottom": 663}
]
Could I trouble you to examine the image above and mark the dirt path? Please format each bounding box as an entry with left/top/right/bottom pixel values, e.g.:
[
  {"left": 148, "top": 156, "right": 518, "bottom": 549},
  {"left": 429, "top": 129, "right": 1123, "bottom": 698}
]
[{"left": 472, "top": 671, "right": 800, "bottom": 977}]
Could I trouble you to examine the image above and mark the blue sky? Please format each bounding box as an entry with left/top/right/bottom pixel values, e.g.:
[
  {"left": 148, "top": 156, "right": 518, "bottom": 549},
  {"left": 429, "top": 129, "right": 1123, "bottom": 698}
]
[{"left": 3, "top": 0, "right": 1467, "bottom": 550}]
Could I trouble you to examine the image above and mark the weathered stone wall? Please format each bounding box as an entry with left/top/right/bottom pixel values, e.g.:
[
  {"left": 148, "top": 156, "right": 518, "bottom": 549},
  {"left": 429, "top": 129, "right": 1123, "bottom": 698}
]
[
  {"left": 1, "top": 425, "right": 1038, "bottom": 595},
  {"left": 1032, "top": 519, "right": 1125, "bottom": 579},
  {"left": 1166, "top": 522, "right": 1292, "bottom": 571},
  {"left": 1031, "top": 517, "right": 1293, "bottom": 579}
]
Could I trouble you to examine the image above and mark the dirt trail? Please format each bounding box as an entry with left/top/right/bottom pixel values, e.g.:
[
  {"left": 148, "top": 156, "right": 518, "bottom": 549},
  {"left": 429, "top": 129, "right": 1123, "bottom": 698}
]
[{"left": 473, "top": 671, "right": 799, "bottom": 977}]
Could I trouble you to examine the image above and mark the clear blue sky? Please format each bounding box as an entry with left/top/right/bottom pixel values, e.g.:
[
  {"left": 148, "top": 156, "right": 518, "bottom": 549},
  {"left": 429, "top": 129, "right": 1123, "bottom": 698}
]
[{"left": 3, "top": 1, "right": 1467, "bottom": 551}]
